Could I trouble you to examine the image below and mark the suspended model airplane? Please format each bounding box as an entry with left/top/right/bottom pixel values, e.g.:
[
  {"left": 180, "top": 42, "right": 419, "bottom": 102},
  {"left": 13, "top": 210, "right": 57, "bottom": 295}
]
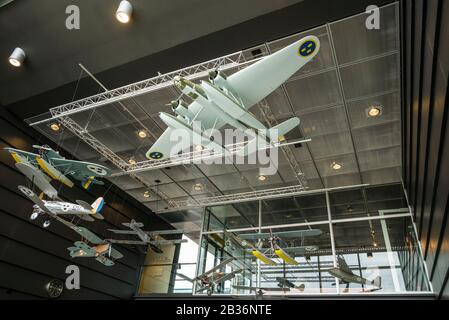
[
  {"left": 18, "top": 185, "right": 105, "bottom": 228},
  {"left": 107, "top": 219, "right": 187, "bottom": 254},
  {"left": 146, "top": 35, "right": 320, "bottom": 160},
  {"left": 178, "top": 258, "right": 241, "bottom": 296},
  {"left": 233, "top": 277, "right": 305, "bottom": 295},
  {"left": 65, "top": 224, "right": 123, "bottom": 267},
  {"left": 5, "top": 145, "right": 111, "bottom": 197},
  {"left": 327, "top": 256, "right": 382, "bottom": 291},
  {"left": 237, "top": 229, "right": 322, "bottom": 266}
]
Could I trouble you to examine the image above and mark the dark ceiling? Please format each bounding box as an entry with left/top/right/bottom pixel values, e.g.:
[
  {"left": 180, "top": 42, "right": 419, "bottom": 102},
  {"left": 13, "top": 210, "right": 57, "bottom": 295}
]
[{"left": 1, "top": 0, "right": 394, "bottom": 120}]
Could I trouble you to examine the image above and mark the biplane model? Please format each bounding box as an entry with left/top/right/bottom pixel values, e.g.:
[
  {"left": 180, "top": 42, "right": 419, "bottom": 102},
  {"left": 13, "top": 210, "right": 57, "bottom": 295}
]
[
  {"left": 146, "top": 35, "right": 320, "bottom": 160},
  {"left": 178, "top": 258, "right": 241, "bottom": 296},
  {"left": 5, "top": 145, "right": 111, "bottom": 197},
  {"left": 18, "top": 185, "right": 104, "bottom": 228},
  {"left": 233, "top": 277, "right": 305, "bottom": 295},
  {"left": 62, "top": 222, "right": 123, "bottom": 267},
  {"left": 235, "top": 229, "right": 322, "bottom": 266},
  {"left": 327, "top": 255, "right": 382, "bottom": 291},
  {"left": 107, "top": 219, "right": 187, "bottom": 254}
]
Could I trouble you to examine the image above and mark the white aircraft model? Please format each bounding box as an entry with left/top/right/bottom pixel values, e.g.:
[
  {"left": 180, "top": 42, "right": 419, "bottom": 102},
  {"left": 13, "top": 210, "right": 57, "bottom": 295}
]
[
  {"left": 18, "top": 185, "right": 104, "bottom": 228},
  {"left": 146, "top": 35, "right": 320, "bottom": 160},
  {"left": 107, "top": 219, "right": 187, "bottom": 253}
]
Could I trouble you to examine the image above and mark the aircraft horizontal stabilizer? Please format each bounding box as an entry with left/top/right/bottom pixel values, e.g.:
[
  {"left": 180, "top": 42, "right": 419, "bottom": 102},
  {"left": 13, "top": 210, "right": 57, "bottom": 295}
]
[{"left": 267, "top": 117, "right": 300, "bottom": 142}]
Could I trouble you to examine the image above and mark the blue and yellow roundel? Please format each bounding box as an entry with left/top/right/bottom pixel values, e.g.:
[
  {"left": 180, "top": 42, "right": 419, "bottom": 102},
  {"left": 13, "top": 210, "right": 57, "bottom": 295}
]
[
  {"left": 299, "top": 40, "right": 317, "bottom": 57},
  {"left": 149, "top": 151, "right": 164, "bottom": 160}
]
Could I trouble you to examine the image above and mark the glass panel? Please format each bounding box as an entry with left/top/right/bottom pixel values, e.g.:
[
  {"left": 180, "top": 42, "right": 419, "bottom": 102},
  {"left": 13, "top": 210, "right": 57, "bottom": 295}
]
[{"left": 332, "top": 217, "right": 431, "bottom": 293}]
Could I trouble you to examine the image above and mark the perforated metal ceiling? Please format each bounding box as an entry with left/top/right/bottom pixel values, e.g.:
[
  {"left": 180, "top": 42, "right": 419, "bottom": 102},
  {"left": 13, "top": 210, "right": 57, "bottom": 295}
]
[{"left": 29, "top": 3, "right": 403, "bottom": 234}]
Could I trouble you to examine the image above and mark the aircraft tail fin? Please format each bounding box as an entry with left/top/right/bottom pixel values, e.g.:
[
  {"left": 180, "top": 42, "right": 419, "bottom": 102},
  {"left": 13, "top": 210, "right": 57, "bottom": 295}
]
[
  {"left": 371, "top": 276, "right": 382, "bottom": 288},
  {"left": 267, "top": 117, "right": 300, "bottom": 142},
  {"left": 91, "top": 197, "right": 105, "bottom": 214}
]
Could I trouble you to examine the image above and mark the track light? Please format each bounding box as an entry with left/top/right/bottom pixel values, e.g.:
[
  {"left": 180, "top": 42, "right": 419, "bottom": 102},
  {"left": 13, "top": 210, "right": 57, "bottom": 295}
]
[
  {"left": 116, "top": 0, "right": 133, "bottom": 23},
  {"left": 9, "top": 47, "right": 26, "bottom": 67}
]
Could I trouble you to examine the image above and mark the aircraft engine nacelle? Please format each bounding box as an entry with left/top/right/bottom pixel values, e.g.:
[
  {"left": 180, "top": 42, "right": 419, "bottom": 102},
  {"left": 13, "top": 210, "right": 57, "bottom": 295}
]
[
  {"left": 208, "top": 70, "right": 230, "bottom": 92},
  {"left": 171, "top": 100, "right": 192, "bottom": 121}
]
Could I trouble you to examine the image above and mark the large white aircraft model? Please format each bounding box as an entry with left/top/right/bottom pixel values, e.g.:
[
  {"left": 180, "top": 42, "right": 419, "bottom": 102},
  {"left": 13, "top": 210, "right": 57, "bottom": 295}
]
[{"left": 146, "top": 35, "right": 320, "bottom": 160}]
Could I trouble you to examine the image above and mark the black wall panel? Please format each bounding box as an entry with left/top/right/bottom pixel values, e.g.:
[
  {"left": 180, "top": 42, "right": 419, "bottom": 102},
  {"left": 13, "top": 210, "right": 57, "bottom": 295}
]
[
  {"left": 402, "top": 0, "right": 449, "bottom": 299},
  {"left": 0, "top": 107, "right": 173, "bottom": 299}
]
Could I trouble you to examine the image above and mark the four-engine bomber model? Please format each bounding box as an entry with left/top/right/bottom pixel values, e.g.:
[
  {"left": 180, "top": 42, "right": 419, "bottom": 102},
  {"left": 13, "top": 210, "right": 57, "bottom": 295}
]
[{"left": 146, "top": 36, "right": 320, "bottom": 160}]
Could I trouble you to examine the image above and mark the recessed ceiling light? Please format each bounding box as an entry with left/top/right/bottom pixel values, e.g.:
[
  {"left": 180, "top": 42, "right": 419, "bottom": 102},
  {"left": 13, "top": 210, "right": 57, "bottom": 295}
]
[
  {"left": 9, "top": 47, "right": 26, "bottom": 67},
  {"left": 50, "top": 123, "right": 60, "bottom": 132},
  {"left": 195, "top": 145, "right": 204, "bottom": 152},
  {"left": 143, "top": 190, "right": 151, "bottom": 198},
  {"left": 366, "top": 104, "right": 383, "bottom": 117},
  {"left": 373, "top": 242, "right": 378, "bottom": 247},
  {"left": 128, "top": 158, "right": 136, "bottom": 165},
  {"left": 331, "top": 161, "right": 342, "bottom": 170},
  {"left": 137, "top": 130, "right": 147, "bottom": 138},
  {"left": 116, "top": 0, "right": 133, "bottom": 23},
  {"left": 193, "top": 183, "right": 203, "bottom": 191},
  {"left": 258, "top": 175, "right": 267, "bottom": 181}
]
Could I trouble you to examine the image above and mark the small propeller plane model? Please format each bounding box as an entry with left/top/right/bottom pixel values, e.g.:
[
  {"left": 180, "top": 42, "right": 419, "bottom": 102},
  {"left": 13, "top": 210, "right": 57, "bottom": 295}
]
[
  {"left": 178, "top": 258, "right": 241, "bottom": 296},
  {"left": 233, "top": 277, "right": 305, "bottom": 295},
  {"left": 107, "top": 219, "right": 187, "bottom": 254},
  {"left": 327, "top": 256, "right": 382, "bottom": 291},
  {"left": 237, "top": 229, "right": 322, "bottom": 266},
  {"left": 18, "top": 185, "right": 105, "bottom": 228},
  {"left": 146, "top": 35, "right": 320, "bottom": 160},
  {"left": 5, "top": 145, "right": 111, "bottom": 197}
]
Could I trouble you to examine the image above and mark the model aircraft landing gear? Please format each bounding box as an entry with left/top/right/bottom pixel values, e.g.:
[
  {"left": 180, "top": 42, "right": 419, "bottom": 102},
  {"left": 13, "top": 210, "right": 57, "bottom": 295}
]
[
  {"left": 207, "top": 285, "right": 214, "bottom": 296},
  {"left": 43, "top": 220, "right": 51, "bottom": 228}
]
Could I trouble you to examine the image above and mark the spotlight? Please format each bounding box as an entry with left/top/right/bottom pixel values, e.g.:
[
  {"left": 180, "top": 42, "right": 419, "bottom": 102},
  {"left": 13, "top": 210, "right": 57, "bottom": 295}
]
[
  {"left": 193, "top": 183, "right": 203, "bottom": 191},
  {"left": 258, "top": 175, "right": 267, "bottom": 181},
  {"left": 50, "top": 123, "right": 60, "bottom": 132},
  {"left": 9, "top": 47, "right": 26, "bottom": 67},
  {"left": 116, "top": 0, "right": 133, "bottom": 23},
  {"left": 137, "top": 130, "right": 147, "bottom": 138},
  {"left": 331, "top": 161, "right": 342, "bottom": 170},
  {"left": 128, "top": 158, "right": 136, "bottom": 165},
  {"left": 366, "top": 104, "right": 383, "bottom": 117},
  {"left": 143, "top": 190, "right": 151, "bottom": 198},
  {"left": 373, "top": 242, "right": 378, "bottom": 247},
  {"left": 195, "top": 145, "right": 204, "bottom": 152}
]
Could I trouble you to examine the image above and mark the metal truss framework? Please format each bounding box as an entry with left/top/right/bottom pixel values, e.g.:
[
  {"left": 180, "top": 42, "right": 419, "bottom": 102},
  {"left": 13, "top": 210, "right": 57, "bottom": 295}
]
[
  {"left": 155, "top": 183, "right": 369, "bottom": 213},
  {"left": 29, "top": 51, "right": 262, "bottom": 126}
]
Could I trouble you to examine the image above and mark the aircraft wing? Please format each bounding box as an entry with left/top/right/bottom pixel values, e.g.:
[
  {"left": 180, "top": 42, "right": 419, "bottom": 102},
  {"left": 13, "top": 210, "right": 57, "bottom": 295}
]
[
  {"left": 212, "top": 269, "right": 242, "bottom": 284},
  {"left": 4, "top": 147, "right": 39, "bottom": 161},
  {"left": 49, "top": 158, "right": 111, "bottom": 177},
  {"left": 194, "top": 258, "right": 235, "bottom": 280},
  {"left": 106, "top": 239, "right": 187, "bottom": 246},
  {"left": 233, "top": 285, "right": 290, "bottom": 292},
  {"left": 337, "top": 256, "right": 353, "bottom": 274},
  {"left": 71, "top": 226, "right": 104, "bottom": 245},
  {"left": 145, "top": 229, "right": 185, "bottom": 236},
  {"left": 226, "top": 35, "right": 320, "bottom": 108},
  {"left": 17, "top": 185, "right": 54, "bottom": 216},
  {"left": 107, "top": 229, "right": 139, "bottom": 235},
  {"left": 273, "top": 229, "right": 323, "bottom": 238},
  {"left": 68, "top": 241, "right": 97, "bottom": 258}
]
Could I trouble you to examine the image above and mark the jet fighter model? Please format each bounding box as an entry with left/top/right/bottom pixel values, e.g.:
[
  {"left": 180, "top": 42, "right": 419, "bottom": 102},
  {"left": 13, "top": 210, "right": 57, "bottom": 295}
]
[
  {"left": 5, "top": 145, "right": 111, "bottom": 197},
  {"left": 107, "top": 219, "right": 187, "bottom": 254},
  {"left": 18, "top": 185, "right": 104, "bottom": 228},
  {"left": 327, "top": 256, "right": 382, "bottom": 291},
  {"left": 146, "top": 35, "right": 320, "bottom": 160},
  {"left": 178, "top": 258, "right": 241, "bottom": 296},
  {"left": 237, "top": 229, "right": 322, "bottom": 265}
]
